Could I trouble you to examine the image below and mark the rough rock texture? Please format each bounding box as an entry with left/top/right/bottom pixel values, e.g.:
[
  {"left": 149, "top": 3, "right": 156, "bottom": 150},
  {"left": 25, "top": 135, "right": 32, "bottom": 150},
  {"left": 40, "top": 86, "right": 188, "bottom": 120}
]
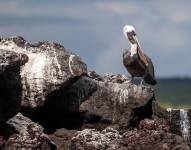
[
  {"left": 0, "top": 113, "right": 56, "bottom": 150},
  {"left": 49, "top": 128, "right": 77, "bottom": 150},
  {"left": 0, "top": 36, "right": 87, "bottom": 109},
  {"left": 0, "top": 49, "right": 28, "bottom": 138},
  {"left": 1, "top": 36, "right": 190, "bottom": 150},
  {"left": 152, "top": 101, "right": 191, "bottom": 141},
  {"left": 70, "top": 127, "right": 122, "bottom": 150},
  {"left": 70, "top": 119, "right": 190, "bottom": 150},
  {"left": 0, "top": 49, "right": 28, "bottom": 73},
  {"left": 152, "top": 102, "right": 182, "bottom": 135},
  {"left": 0, "top": 49, "right": 28, "bottom": 120},
  {"left": 80, "top": 72, "right": 154, "bottom": 131},
  {"left": 122, "top": 119, "right": 190, "bottom": 150},
  {"left": 19, "top": 72, "right": 154, "bottom": 134}
]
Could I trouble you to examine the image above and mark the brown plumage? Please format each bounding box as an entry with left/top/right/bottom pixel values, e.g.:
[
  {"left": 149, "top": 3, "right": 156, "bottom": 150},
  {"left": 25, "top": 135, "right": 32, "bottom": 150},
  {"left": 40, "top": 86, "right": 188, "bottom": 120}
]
[
  {"left": 123, "top": 25, "right": 157, "bottom": 85},
  {"left": 123, "top": 49, "right": 156, "bottom": 85}
]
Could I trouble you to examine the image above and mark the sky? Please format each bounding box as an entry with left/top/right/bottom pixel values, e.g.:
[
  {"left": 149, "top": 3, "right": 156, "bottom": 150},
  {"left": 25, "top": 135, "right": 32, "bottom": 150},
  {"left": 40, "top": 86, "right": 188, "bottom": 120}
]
[{"left": 0, "top": 0, "right": 191, "bottom": 78}]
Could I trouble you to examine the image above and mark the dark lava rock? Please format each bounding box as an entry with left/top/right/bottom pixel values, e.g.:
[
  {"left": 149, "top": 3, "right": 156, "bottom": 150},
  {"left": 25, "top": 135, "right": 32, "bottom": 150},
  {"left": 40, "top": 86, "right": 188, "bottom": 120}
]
[
  {"left": 1, "top": 36, "right": 185, "bottom": 150},
  {"left": 0, "top": 36, "right": 87, "bottom": 111},
  {"left": 44, "top": 73, "right": 155, "bottom": 149},
  {"left": 49, "top": 128, "right": 77, "bottom": 150},
  {"left": 19, "top": 72, "right": 153, "bottom": 134},
  {"left": 0, "top": 49, "right": 28, "bottom": 138},
  {"left": 0, "top": 113, "right": 56, "bottom": 150},
  {"left": 70, "top": 127, "right": 122, "bottom": 150},
  {"left": 79, "top": 73, "right": 154, "bottom": 131},
  {"left": 0, "top": 49, "right": 28, "bottom": 73},
  {"left": 122, "top": 119, "right": 190, "bottom": 150},
  {"left": 152, "top": 101, "right": 191, "bottom": 142},
  {"left": 69, "top": 119, "right": 190, "bottom": 150}
]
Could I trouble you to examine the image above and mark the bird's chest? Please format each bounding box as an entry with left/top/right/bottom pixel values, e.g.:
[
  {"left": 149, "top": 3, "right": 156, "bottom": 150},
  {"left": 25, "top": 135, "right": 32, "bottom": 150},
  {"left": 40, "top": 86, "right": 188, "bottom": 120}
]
[{"left": 125, "top": 59, "right": 146, "bottom": 77}]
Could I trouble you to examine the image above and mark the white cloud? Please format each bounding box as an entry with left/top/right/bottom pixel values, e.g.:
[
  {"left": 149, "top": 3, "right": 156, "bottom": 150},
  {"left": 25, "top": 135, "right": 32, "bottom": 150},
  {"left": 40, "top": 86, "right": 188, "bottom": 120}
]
[
  {"left": 95, "top": 1, "right": 140, "bottom": 15},
  {"left": 170, "top": 13, "right": 191, "bottom": 24}
]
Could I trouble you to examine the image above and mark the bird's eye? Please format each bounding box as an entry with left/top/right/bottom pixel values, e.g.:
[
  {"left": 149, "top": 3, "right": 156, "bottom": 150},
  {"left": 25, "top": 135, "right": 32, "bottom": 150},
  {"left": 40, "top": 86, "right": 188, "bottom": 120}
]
[{"left": 127, "top": 31, "right": 136, "bottom": 37}]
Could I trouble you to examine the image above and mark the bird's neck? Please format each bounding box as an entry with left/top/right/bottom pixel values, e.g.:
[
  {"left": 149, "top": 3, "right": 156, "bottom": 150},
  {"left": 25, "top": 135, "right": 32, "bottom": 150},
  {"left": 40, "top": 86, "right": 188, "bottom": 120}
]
[{"left": 130, "top": 43, "right": 138, "bottom": 56}]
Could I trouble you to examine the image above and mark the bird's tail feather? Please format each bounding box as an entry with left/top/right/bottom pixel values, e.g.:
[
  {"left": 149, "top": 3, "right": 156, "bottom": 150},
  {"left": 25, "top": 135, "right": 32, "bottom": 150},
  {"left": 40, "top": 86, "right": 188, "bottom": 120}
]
[{"left": 144, "top": 75, "right": 157, "bottom": 85}]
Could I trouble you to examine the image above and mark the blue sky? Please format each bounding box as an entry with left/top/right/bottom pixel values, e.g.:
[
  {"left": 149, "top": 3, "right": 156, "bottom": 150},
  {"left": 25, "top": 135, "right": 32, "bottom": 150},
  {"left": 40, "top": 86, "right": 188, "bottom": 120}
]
[{"left": 0, "top": 0, "right": 191, "bottom": 77}]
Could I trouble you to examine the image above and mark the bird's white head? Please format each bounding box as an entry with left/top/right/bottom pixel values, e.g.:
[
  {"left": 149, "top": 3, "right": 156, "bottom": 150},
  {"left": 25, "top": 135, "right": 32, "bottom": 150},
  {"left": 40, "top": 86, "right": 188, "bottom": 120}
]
[{"left": 123, "top": 25, "right": 137, "bottom": 44}]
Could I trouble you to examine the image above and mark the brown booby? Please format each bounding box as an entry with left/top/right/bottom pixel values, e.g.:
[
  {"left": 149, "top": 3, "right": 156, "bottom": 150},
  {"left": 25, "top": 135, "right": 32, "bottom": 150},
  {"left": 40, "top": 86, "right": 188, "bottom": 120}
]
[{"left": 123, "top": 25, "right": 157, "bottom": 85}]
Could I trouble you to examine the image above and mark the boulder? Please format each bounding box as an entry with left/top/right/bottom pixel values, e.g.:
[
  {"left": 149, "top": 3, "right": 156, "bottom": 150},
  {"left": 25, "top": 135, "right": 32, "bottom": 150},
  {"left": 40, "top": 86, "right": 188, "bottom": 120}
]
[
  {"left": 69, "top": 119, "right": 190, "bottom": 150},
  {"left": 0, "top": 36, "right": 87, "bottom": 110},
  {"left": 70, "top": 127, "right": 122, "bottom": 150},
  {"left": 17, "top": 71, "right": 154, "bottom": 134},
  {"left": 79, "top": 72, "right": 154, "bottom": 131},
  {"left": 49, "top": 128, "right": 77, "bottom": 150},
  {"left": 0, "top": 37, "right": 154, "bottom": 133},
  {"left": 152, "top": 102, "right": 182, "bottom": 136},
  {"left": 152, "top": 101, "right": 191, "bottom": 142},
  {"left": 0, "top": 113, "right": 56, "bottom": 150},
  {"left": 0, "top": 49, "right": 28, "bottom": 73},
  {"left": 0, "top": 49, "right": 28, "bottom": 138},
  {"left": 0, "top": 49, "right": 28, "bottom": 120}
]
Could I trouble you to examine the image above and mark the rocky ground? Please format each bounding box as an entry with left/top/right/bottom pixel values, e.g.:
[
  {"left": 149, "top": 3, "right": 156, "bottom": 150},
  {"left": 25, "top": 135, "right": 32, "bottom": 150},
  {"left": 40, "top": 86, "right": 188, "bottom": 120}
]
[{"left": 0, "top": 36, "right": 190, "bottom": 150}]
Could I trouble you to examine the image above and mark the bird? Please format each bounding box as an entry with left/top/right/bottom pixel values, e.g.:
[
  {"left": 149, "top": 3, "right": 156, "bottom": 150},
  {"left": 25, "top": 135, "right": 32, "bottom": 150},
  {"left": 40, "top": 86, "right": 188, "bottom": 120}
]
[{"left": 122, "top": 25, "right": 157, "bottom": 85}]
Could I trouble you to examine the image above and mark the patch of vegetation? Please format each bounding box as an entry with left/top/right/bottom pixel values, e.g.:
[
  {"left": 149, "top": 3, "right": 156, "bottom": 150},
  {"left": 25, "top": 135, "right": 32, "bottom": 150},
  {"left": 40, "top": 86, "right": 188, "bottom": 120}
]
[{"left": 158, "top": 101, "right": 191, "bottom": 109}]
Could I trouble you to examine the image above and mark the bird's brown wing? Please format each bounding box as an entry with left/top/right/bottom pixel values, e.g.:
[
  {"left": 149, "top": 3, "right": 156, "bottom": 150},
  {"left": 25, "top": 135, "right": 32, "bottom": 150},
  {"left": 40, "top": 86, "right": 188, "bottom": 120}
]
[
  {"left": 123, "top": 49, "right": 146, "bottom": 77},
  {"left": 137, "top": 48, "right": 149, "bottom": 66},
  {"left": 144, "top": 54, "right": 157, "bottom": 85}
]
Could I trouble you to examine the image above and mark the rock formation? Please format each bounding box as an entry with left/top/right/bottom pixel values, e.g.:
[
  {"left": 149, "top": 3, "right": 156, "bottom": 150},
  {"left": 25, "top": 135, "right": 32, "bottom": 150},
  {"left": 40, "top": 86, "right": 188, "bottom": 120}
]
[
  {"left": 80, "top": 73, "right": 154, "bottom": 131},
  {"left": 0, "top": 113, "right": 56, "bottom": 150},
  {"left": 0, "top": 49, "right": 28, "bottom": 138},
  {"left": 0, "top": 36, "right": 190, "bottom": 150},
  {"left": 70, "top": 119, "right": 190, "bottom": 150},
  {"left": 0, "top": 36, "right": 87, "bottom": 109},
  {"left": 153, "top": 101, "right": 191, "bottom": 142}
]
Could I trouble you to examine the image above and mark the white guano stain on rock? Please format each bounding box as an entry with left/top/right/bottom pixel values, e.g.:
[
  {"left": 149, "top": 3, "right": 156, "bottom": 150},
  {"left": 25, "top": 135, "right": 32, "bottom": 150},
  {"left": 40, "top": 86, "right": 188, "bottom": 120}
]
[
  {"left": 53, "top": 49, "right": 62, "bottom": 76},
  {"left": 21, "top": 53, "right": 46, "bottom": 107},
  {"left": 180, "top": 109, "right": 190, "bottom": 142},
  {"left": 0, "top": 40, "right": 67, "bottom": 107},
  {"left": 109, "top": 83, "right": 130, "bottom": 104},
  {"left": 0, "top": 37, "right": 88, "bottom": 109},
  {"left": 69, "top": 54, "right": 75, "bottom": 75},
  {"left": 167, "top": 108, "right": 172, "bottom": 123}
]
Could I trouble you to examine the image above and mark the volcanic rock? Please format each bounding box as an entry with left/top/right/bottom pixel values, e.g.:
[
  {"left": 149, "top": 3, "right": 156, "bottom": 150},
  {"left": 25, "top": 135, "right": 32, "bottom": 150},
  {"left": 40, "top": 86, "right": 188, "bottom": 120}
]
[
  {"left": 0, "top": 49, "right": 28, "bottom": 138},
  {"left": 49, "top": 128, "right": 77, "bottom": 150},
  {"left": 69, "top": 119, "right": 190, "bottom": 150},
  {"left": 0, "top": 36, "right": 87, "bottom": 110},
  {"left": 70, "top": 127, "right": 122, "bottom": 150},
  {"left": 79, "top": 73, "right": 154, "bottom": 131},
  {"left": 0, "top": 113, "right": 56, "bottom": 150},
  {"left": 153, "top": 101, "right": 191, "bottom": 144},
  {"left": 0, "top": 49, "right": 28, "bottom": 73},
  {"left": 1, "top": 36, "right": 187, "bottom": 150}
]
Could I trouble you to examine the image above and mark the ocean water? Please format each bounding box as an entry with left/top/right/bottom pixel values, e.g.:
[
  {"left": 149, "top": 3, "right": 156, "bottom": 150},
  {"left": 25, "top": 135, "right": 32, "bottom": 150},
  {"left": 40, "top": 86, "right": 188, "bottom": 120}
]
[{"left": 155, "top": 78, "right": 191, "bottom": 108}]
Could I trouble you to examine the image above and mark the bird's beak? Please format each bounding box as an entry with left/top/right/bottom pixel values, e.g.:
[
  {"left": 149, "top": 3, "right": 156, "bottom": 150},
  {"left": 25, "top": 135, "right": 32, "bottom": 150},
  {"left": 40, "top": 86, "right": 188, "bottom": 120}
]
[
  {"left": 133, "top": 35, "right": 149, "bottom": 66},
  {"left": 133, "top": 35, "right": 139, "bottom": 45}
]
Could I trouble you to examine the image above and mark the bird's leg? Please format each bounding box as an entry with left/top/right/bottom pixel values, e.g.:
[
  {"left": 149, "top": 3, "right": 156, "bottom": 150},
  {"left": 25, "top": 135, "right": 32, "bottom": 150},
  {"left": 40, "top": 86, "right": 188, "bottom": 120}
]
[
  {"left": 139, "top": 71, "right": 148, "bottom": 87},
  {"left": 139, "top": 79, "right": 144, "bottom": 87},
  {"left": 131, "top": 76, "right": 134, "bottom": 83}
]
